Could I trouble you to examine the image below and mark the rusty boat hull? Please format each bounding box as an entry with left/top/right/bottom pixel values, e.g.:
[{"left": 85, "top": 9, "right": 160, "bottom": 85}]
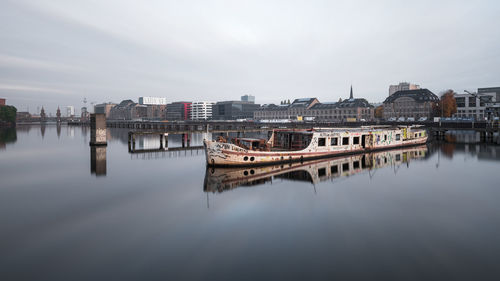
[{"left": 204, "top": 126, "right": 428, "bottom": 167}]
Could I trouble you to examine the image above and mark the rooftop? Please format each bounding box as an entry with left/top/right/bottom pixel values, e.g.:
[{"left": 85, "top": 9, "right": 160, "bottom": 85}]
[{"left": 383, "top": 89, "right": 439, "bottom": 104}]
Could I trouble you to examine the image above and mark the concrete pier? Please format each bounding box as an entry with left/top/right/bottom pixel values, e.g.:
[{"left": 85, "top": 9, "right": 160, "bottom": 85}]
[{"left": 128, "top": 131, "right": 169, "bottom": 153}]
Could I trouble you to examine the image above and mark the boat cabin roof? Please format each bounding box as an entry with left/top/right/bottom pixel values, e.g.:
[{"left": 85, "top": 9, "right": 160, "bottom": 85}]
[{"left": 312, "top": 126, "right": 424, "bottom": 133}]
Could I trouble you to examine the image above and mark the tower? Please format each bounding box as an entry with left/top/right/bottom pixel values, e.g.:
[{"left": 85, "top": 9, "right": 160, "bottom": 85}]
[
  {"left": 40, "top": 107, "right": 46, "bottom": 122},
  {"left": 56, "top": 107, "right": 61, "bottom": 123},
  {"left": 349, "top": 85, "right": 354, "bottom": 100}
]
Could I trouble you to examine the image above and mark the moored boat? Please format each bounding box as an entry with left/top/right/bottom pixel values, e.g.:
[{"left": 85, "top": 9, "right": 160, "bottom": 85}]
[{"left": 203, "top": 126, "right": 427, "bottom": 166}]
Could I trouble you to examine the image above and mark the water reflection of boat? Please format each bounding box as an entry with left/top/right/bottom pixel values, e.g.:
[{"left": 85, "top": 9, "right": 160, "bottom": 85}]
[{"left": 204, "top": 145, "right": 429, "bottom": 193}]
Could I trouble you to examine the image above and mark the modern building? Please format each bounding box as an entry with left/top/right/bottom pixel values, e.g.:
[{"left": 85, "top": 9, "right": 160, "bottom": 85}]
[
  {"left": 478, "top": 87, "right": 500, "bottom": 119},
  {"left": 478, "top": 87, "right": 500, "bottom": 102},
  {"left": 383, "top": 89, "right": 439, "bottom": 119},
  {"left": 389, "top": 82, "right": 420, "bottom": 96},
  {"left": 454, "top": 92, "right": 496, "bottom": 120},
  {"left": 94, "top": 103, "right": 117, "bottom": 118},
  {"left": 191, "top": 101, "right": 215, "bottom": 120},
  {"left": 212, "top": 101, "right": 261, "bottom": 120},
  {"left": 166, "top": 102, "right": 192, "bottom": 121},
  {"left": 241, "top": 95, "right": 255, "bottom": 103},
  {"left": 138, "top": 97, "right": 167, "bottom": 105},
  {"left": 109, "top": 100, "right": 147, "bottom": 120},
  {"left": 66, "top": 106, "right": 75, "bottom": 117}
]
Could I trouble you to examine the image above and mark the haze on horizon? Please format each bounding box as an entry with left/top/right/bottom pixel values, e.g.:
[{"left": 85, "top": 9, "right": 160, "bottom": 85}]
[{"left": 1, "top": 0, "right": 499, "bottom": 114}]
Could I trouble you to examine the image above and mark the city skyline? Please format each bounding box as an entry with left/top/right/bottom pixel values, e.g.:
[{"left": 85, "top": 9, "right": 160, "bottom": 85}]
[{"left": 1, "top": 0, "right": 500, "bottom": 114}]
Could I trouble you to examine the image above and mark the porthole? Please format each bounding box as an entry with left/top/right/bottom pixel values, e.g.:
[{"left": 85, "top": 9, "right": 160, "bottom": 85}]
[
  {"left": 250, "top": 169, "right": 255, "bottom": 175},
  {"left": 250, "top": 156, "right": 255, "bottom": 161},
  {"left": 243, "top": 156, "right": 248, "bottom": 161},
  {"left": 244, "top": 171, "right": 249, "bottom": 176}
]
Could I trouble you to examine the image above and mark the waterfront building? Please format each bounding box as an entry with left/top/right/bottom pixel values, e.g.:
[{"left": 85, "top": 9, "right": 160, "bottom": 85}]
[
  {"left": 146, "top": 105, "right": 166, "bottom": 120},
  {"left": 241, "top": 95, "right": 255, "bottom": 103},
  {"left": 254, "top": 87, "right": 373, "bottom": 121},
  {"left": 138, "top": 97, "right": 167, "bottom": 105},
  {"left": 81, "top": 107, "right": 90, "bottom": 122},
  {"left": 109, "top": 100, "right": 147, "bottom": 120},
  {"left": 311, "top": 99, "right": 374, "bottom": 122},
  {"left": 66, "top": 106, "right": 75, "bottom": 118},
  {"left": 389, "top": 82, "right": 421, "bottom": 96},
  {"left": 0, "top": 98, "right": 5, "bottom": 106},
  {"left": 454, "top": 92, "right": 496, "bottom": 120},
  {"left": 191, "top": 101, "right": 215, "bottom": 120},
  {"left": 212, "top": 101, "right": 261, "bottom": 120},
  {"left": 94, "top": 103, "right": 117, "bottom": 118},
  {"left": 254, "top": 98, "right": 319, "bottom": 120},
  {"left": 478, "top": 87, "right": 500, "bottom": 102},
  {"left": 478, "top": 87, "right": 500, "bottom": 119},
  {"left": 16, "top": 112, "right": 31, "bottom": 122},
  {"left": 166, "top": 102, "right": 192, "bottom": 121},
  {"left": 383, "top": 89, "right": 439, "bottom": 120},
  {"left": 310, "top": 87, "right": 373, "bottom": 121}
]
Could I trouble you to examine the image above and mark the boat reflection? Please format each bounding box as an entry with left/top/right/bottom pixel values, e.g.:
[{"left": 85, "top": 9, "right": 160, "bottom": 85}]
[{"left": 204, "top": 145, "right": 429, "bottom": 193}]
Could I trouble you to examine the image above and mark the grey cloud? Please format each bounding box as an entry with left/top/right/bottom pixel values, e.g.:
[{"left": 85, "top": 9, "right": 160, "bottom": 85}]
[{"left": 1, "top": 0, "right": 499, "bottom": 114}]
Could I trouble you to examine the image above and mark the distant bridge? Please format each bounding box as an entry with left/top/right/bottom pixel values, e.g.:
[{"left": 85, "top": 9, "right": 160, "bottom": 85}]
[{"left": 107, "top": 119, "right": 499, "bottom": 134}]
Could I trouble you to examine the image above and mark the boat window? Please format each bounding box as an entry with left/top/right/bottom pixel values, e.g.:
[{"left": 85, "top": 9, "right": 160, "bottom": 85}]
[
  {"left": 331, "top": 165, "right": 338, "bottom": 174},
  {"left": 330, "top": 137, "right": 338, "bottom": 146},
  {"left": 353, "top": 161, "right": 360, "bottom": 169},
  {"left": 318, "top": 138, "right": 326, "bottom": 146},
  {"left": 318, "top": 168, "right": 326, "bottom": 177},
  {"left": 396, "top": 134, "right": 401, "bottom": 141},
  {"left": 353, "top": 136, "right": 360, "bottom": 145},
  {"left": 384, "top": 135, "right": 387, "bottom": 141},
  {"left": 342, "top": 137, "right": 349, "bottom": 145},
  {"left": 342, "top": 163, "right": 349, "bottom": 171}
]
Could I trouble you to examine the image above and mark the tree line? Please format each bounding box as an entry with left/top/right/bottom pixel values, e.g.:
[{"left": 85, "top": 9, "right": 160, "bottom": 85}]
[{"left": 0, "top": 105, "right": 17, "bottom": 127}]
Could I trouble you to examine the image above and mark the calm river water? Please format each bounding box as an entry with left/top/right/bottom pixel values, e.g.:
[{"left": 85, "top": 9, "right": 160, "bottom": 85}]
[{"left": 1, "top": 125, "right": 500, "bottom": 280}]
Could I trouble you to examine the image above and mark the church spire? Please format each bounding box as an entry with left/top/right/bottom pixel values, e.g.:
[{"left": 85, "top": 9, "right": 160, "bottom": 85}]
[{"left": 349, "top": 85, "right": 353, "bottom": 100}]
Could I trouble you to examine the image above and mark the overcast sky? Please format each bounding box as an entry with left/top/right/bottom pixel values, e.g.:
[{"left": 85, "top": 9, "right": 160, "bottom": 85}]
[{"left": 1, "top": 0, "right": 499, "bottom": 114}]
